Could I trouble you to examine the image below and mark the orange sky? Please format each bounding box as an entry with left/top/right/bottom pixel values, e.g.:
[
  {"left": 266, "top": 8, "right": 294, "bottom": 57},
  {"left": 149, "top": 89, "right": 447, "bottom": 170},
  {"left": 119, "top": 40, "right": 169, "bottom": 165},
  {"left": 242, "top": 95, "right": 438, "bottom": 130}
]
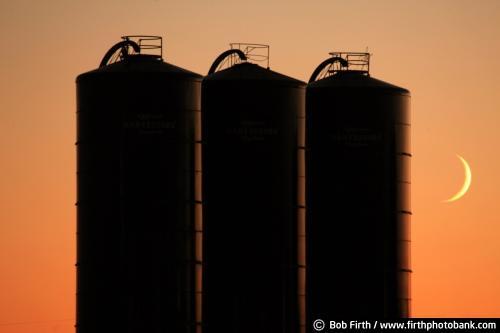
[{"left": 1, "top": 0, "right": 500, "bottom": 331}]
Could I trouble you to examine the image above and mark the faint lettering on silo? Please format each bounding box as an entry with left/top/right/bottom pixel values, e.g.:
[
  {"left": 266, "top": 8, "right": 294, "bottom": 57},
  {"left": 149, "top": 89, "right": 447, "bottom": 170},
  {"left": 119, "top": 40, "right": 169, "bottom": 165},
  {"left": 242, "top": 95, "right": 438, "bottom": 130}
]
[
  {"left": 123, "top": 113, "right": 176, "bottom": 134},
  {"left": 330, "top": 128, "right": 382, "bottom": 147},
  {"left": 226, "top": 120, "right": 278, "bottom": 142}
]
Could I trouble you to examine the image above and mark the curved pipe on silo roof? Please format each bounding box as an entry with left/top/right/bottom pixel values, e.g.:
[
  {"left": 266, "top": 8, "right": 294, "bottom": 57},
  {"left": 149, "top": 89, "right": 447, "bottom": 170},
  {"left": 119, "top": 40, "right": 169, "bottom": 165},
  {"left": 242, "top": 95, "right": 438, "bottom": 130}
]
[
  {"left": 308, "top": 56, "right": 348, "bottom": 83},
  {"left": 99, "top": 40, "right": 141, "bottom": 68},
  {"left": 207, "top": 49, "right": 247, "bottom": 74}
]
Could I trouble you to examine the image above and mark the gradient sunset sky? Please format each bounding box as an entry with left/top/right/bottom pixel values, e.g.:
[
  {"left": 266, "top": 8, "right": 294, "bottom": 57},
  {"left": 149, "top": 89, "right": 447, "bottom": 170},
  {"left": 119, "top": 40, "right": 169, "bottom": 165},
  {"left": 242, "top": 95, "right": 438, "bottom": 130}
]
[{"left": 1, "top": 0, "right": 500, "bottom": 331}]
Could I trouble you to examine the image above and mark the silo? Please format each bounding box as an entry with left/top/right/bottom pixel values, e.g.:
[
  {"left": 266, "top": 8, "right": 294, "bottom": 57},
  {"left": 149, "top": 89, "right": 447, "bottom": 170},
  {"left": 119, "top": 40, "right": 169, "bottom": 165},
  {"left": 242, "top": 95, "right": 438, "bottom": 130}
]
[
  {"left": 201, "top": 44, "right": 306, "bottom": 333},
  {"left": 306, "top": 52, "right": 411, "bottom": 321},
  {"left": 75, "top": 36, "right": 202, "bottom": 333}
]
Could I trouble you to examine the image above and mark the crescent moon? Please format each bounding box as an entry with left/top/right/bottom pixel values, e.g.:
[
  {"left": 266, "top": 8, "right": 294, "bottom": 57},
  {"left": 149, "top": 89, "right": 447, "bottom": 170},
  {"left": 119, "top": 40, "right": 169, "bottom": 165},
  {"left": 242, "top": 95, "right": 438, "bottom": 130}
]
[{"left": 443, "top": 154, "right": 472, "bottom": 203}]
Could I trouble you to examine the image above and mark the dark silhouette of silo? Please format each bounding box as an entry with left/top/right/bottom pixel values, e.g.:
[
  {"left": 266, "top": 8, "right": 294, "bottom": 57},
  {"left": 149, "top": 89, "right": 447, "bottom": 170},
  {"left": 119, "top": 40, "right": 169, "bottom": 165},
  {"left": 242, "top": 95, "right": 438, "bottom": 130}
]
[
  {"left": 306, "top": 52, "right": 411, "bottom": 322},
  {"left": 75, "top": 36, "right": 202, "bottom": 333},
  {"left": 201, "top": 44, "right": 306, "bottom": 333}
]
